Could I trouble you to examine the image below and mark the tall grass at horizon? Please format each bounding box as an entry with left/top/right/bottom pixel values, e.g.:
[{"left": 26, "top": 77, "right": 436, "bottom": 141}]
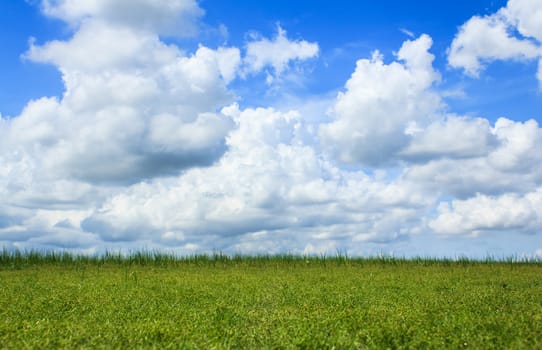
[{"left": 2, "top": 248, "right": 541, "bottom": 269}]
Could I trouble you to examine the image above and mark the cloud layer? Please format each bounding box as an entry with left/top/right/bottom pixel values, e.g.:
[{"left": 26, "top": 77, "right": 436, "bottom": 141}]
[{"left": 0, "top": 0, "right": 541, "bottom": 256}]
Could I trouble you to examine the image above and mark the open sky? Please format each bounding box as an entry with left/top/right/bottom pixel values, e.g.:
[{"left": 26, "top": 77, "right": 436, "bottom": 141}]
[{"left": 1, "top": 0, "right": 541, "bottom": 258}]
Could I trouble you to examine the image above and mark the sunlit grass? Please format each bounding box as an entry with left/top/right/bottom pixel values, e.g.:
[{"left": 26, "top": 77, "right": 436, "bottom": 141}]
[{"left": 1, "top": 250, "right": 541, "bottom": 348}]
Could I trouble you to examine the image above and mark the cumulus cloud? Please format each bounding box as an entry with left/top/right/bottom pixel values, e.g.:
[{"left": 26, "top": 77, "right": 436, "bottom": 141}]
[
  {"left": 81, "top": 104, "right": 429, "bottom": 252},
  {"left": 401, "top": 116, "right": 497, "bottom": 161},
  {"left": 0, "top": 0, "right": 240, "bottom": 248},
  {"left": 320, "top": 34, "right": 442, "bottom": 166},
  {"left": 448, "top": 0, "right": 542, "bottom": 83},
  {"left": 429, "top": 189, "right": 542, "bottom": 236},
  {"left": 405, "top": 117, "right": 542, "bottom": 199},
  {"left": 41, "top": 0, "right": 204, "bottom": 36},
  {"left": 8, "top": 4, "right": 241, "bottom": 186},
  {"left": 502, "top": 0, "right": 542, "bottom": 42},
  {"left": 244, "top": 25, "right": 319, "bottom": 83}
]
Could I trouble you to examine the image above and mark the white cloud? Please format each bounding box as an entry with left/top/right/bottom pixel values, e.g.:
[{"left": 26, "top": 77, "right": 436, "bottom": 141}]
[
  {"left": 81, "top": 104, "right": 429, "bottom": 252},
  {"left": 320, "top": 34, "right": 442, "bottom": 166},
  {"left": 400, "top": 28, "right": 415, "bottom": 38},
  {"left": 489, "top": 118, "right": 542, "bottom": 172},
  {"left": 0, "top": 0, "right": 241, "bottom": 248},
  {"left": 244, "top": 25, "right": 319, "bottom": 83},
  {"left": 26, "top": 21, "right": 178, "bottom": 72},
  {"left": 8, "top": 8, "right": 242, "bottom": 186},
  {"left": 429, "top": 190, "right": 542, "bottom": 236},
  {"left": 41, "top": 0, "right": 203, "bottom": 36},
  {"left": 405, "top": 118, "right": 542, "bottom": 198},
  {"left": 502, "top": 0, "right": 542, "bottom": 42},
  {"left": 401, "top": 116, "right": 496, "bottom": 161},
  {"left": 448, "top": 0, "right": 542, "bottom": 83}
]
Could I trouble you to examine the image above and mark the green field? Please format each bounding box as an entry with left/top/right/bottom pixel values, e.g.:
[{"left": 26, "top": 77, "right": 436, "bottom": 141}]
[{"left": 1, "top": 252, "right": 541, "bottom": 349}]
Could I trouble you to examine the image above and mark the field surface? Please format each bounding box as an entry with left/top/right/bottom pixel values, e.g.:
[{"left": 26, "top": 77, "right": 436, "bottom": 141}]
[{"left": 1, "top": 253, "right": 541, "bottom": 349}]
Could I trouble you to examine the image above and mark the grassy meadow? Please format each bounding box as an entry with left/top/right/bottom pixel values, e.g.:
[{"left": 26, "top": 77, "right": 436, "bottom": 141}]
[{"left": 1, "top": 251, "right": 541, "bottom": 349}]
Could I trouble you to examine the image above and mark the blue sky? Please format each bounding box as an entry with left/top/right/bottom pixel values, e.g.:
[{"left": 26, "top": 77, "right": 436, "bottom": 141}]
[{"left": 0, "top": 0, "right": 541, "bottom": 258}]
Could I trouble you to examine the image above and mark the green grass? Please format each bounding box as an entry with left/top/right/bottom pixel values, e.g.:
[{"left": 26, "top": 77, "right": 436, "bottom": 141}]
[{"left": 1, "top": 251, "right": 541, "bottom": 349}]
